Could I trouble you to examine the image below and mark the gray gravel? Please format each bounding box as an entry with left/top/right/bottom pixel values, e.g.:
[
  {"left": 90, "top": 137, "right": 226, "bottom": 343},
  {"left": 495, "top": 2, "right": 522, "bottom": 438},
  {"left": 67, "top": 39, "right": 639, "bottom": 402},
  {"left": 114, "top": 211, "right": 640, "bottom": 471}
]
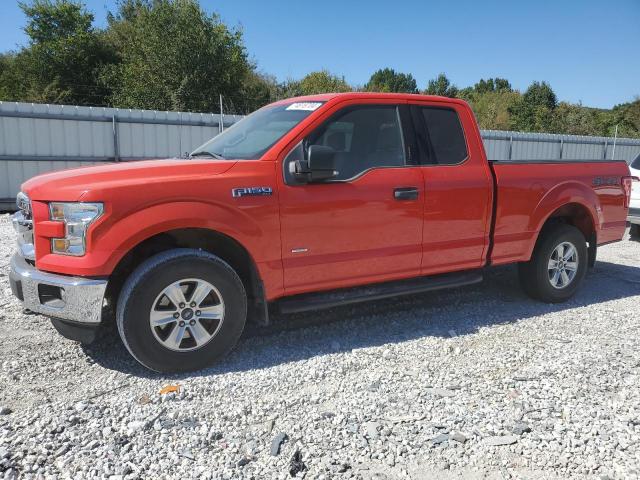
[{"left": 0, "top": 212, "right": 639, "bottom": 479}]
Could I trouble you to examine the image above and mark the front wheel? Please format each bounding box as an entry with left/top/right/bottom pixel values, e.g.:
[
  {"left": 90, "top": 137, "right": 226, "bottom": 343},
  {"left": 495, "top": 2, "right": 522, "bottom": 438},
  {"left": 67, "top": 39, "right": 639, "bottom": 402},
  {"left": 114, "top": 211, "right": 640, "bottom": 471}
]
[
  {"left": 116, "top": 249, "right": 247, "bottom": 373},
  {"left": 518, "top": 224, "right": 588, "bottom": 303}
]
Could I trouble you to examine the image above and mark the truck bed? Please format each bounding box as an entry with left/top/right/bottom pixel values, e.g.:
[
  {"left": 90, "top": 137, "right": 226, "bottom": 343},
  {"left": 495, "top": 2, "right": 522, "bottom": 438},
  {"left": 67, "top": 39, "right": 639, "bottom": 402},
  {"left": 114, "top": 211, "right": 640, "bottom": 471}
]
[{"left": 488, "top": 159, "right": 630, "bottom": 265}]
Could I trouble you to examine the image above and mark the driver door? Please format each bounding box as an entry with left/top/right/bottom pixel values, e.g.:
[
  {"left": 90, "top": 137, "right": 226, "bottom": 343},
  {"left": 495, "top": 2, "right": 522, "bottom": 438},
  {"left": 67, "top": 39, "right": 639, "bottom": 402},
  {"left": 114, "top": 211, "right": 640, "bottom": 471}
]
[{"left": 277, "top": 102, "right": 425, "bottom": 295}]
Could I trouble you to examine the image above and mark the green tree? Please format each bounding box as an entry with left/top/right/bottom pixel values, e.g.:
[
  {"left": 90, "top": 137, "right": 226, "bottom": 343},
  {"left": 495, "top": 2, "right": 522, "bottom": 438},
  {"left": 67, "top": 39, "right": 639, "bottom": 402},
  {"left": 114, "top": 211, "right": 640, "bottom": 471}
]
[
  {"left": 609, "top": 99, "right": 640, "bottom": 138},
  {"left": 103, "top": 0, "right": 251, "bottom": 112},
  {"left": 22, "top": 0, "right": 91, "bottom": 41},
  {"left": 522, "top": 81, "right": 557, "bottom": 110},
  {"left": 0, "top": 53, "right": 18, "bottom": 100},
  {"left": 550, "top": 102, "right": 606, "bottom": 136},
  {"left": 473, "top": 78, "right": 494, "bottom": 94},
  {"left": 234, "top": 71, "right": 279, "bottom": 113},
  {"left": 509, "top": 81, "right": 558, "bottom": 132},
  {"left": 280, "top": 70, "right": 351, "bottom": 97},
  {"left": 364, "top": 68, "right": 418, "bottom": 93},
  {"left": 0, "top": 0, "right": 116, "bottom": 105},
  {"left": 473, "top": 77, "right": 512, "bottom": 94},
  {"left": 298, "top": 70, "right": 351, "bottom": 95},
  {"left": 494, "top": 78, "right": 512, "bottom": 92},
  {"left": 467, "top": 91, "right": 520, "bottom": 131},
  {"left": 424, "top": 73, "right": 458, "bottom": 97}
]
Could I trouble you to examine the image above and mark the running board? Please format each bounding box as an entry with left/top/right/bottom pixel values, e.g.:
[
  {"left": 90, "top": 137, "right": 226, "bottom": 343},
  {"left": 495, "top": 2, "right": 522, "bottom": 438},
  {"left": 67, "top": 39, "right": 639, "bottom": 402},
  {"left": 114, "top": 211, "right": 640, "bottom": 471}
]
[{"left": 276, "top": 270, "right": 483, "bottom": 314}]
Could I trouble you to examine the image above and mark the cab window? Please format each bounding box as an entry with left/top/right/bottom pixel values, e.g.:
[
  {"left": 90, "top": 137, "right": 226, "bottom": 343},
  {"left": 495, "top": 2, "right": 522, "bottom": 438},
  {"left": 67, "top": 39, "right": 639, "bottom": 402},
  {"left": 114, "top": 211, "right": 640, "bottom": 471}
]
[
  {"left": 413, "top": 106, "right": 468, "bottom": 165},
  {"left": 305, "top": 105, "right": 406, "bottom": 180}
]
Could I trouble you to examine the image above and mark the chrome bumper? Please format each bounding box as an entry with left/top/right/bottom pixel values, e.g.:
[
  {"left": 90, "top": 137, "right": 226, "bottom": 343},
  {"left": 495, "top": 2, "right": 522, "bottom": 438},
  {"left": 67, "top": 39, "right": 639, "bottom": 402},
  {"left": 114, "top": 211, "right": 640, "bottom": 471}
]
[
  {"left": 9, "top": 254, "right": 107, "bottom": 325},
  {"left": 11, "top": 210, "right": 35, "bottom": 260}
]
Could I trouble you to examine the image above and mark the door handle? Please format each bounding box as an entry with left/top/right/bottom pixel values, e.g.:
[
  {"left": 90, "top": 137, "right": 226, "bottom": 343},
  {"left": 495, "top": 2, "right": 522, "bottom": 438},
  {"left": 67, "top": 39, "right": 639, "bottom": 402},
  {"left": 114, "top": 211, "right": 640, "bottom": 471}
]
[{"left": 394, "top": 187, "right": 419, "bottom": 201}]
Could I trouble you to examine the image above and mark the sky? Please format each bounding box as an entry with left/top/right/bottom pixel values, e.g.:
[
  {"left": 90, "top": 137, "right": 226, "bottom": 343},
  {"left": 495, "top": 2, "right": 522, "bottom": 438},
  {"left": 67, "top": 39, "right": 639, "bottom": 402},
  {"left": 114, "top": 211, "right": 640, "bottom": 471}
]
[{"left": 0, "top": 0, "right": 638, "bottom": 109}]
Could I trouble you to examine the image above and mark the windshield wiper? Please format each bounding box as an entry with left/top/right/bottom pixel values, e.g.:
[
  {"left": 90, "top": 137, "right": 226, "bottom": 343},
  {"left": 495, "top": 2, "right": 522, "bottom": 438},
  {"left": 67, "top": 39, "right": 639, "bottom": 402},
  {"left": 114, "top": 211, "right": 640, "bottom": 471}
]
[{"left": 190, "top": 151, "right": 226, "bottom": 160}]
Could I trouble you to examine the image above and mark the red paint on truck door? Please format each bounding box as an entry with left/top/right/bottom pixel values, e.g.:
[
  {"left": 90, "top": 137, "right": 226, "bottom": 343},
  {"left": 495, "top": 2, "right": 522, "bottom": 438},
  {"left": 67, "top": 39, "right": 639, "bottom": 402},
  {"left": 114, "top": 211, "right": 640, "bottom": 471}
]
[
  {"left": 279, "top": 168, "right": 425, "bottom": 294},
  {"left": 277, "top": 103, "right": 425, "bottom": 295},
  {"left": 409, "top": 101, "right": 494, "bottom": 274}
]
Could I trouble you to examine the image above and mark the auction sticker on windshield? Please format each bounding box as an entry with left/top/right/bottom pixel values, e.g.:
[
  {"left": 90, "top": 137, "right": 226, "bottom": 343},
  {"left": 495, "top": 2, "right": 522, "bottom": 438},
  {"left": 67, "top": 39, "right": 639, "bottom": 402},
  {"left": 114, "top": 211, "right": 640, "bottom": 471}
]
[{"left": 286, "top": 102, "right": 323, "bottom": 111}]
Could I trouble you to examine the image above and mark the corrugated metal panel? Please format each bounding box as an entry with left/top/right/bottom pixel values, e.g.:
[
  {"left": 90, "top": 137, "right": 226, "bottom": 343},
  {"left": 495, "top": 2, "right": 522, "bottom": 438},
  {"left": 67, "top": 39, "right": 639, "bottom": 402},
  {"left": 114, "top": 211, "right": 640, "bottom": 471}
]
[
  {"left": 2, "top": 100, "right": 640, "bottom": 209},
  {"left": 480, "top": 129, "right": 640, "bottom": 161},
  {"left": 0, "top": 101, "right": 242, "bottom": 207}
]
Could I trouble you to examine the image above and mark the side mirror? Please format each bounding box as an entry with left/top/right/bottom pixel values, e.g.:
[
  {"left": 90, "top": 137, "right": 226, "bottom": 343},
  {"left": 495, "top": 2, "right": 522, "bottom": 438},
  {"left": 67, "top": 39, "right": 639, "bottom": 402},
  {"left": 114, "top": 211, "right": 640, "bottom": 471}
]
[{"left": 293, "top": 145, "right": 338, "bottom": 183}]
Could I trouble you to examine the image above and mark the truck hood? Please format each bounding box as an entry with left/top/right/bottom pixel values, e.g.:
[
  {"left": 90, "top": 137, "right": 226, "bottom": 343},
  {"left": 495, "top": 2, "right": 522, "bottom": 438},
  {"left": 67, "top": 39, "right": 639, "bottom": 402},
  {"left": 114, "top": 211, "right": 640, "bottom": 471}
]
[{"left": 23, "top": 158, "right": 237, "bottom": 202}]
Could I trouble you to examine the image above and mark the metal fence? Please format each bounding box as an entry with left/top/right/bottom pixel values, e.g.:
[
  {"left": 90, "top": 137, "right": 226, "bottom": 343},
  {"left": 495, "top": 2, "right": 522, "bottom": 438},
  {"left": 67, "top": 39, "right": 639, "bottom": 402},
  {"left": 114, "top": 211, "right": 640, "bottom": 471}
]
[
  {"left": 481, "top": 129, "right": 640, "bottom": 162},
  {"left": 2, "top": 101, "right": 640, "bottom": 210},
  {"left": 0, "top": 101, "right": 242, "bottom": 209}
]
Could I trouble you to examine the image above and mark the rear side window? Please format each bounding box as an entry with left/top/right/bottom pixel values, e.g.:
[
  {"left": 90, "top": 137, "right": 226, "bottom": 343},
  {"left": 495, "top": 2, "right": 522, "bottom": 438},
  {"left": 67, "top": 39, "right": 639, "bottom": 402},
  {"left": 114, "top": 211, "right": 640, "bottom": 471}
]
[
  {"left": 631, "top": 153, "right": 640, "bottom": 170},
  {"left": 418, "top": 107, "right": 468, "bottom": 165}
]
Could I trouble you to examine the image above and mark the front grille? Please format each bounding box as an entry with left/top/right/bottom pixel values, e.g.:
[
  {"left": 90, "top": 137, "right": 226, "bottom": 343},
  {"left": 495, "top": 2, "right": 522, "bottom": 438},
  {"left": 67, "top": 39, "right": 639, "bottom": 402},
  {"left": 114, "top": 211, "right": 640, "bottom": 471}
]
[
  {"left": 16, "top": 191, "right": 31, "bottom": 216},
  {"left": 12, "top": 192, "right": 35, "bottom": 260}
]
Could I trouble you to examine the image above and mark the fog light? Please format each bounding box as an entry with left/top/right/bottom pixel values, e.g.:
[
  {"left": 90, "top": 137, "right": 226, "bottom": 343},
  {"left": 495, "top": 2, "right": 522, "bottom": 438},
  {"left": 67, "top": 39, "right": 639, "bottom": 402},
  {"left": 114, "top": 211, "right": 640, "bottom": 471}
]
[{"left": 38, "top": 284, "right": 66, "bottom": 309}]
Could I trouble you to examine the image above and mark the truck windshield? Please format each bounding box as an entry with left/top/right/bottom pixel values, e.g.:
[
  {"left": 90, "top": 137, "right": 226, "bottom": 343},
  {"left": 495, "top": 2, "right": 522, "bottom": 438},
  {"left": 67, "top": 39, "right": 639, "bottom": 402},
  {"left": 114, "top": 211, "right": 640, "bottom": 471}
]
[{"left": 190, "top": 101, "right": 324, "bottom": 160}]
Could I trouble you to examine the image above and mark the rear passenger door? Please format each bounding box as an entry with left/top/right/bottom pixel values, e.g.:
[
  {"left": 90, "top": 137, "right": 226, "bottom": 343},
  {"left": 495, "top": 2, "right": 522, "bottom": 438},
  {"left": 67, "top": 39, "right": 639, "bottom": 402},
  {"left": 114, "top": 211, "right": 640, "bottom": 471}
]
[
  {"left": 410, "top": 102, "right": 493, "bottom": 274},
  {"left": 278, "top": 101, "right": 425, "bottom": 294}
]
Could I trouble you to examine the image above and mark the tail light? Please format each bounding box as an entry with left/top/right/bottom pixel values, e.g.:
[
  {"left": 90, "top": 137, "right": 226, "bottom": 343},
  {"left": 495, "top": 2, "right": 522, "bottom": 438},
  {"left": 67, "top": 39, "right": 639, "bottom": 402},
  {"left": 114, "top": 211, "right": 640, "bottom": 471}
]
[{"left": 622, "top": 176, "right": 638, "bottom": 208}]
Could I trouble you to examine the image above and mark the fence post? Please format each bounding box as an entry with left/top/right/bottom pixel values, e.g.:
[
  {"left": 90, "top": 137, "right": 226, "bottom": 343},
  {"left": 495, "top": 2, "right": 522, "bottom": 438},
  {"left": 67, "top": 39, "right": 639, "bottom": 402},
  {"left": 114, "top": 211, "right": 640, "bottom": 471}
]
[
  {"left": 559, "top": 139, "right": 564, "bottom": 160},
  {"left": 508, "top": 136, "right": 513, "bottom": 160},
  {"left": 603, "top": 140, "right": 608, "bottom": 160},
  {"left": 112, "top": 115, "right": 119, "bottom": 162},
  {"left": 219, "top": 94, "right": 224, "bottom": 133}
]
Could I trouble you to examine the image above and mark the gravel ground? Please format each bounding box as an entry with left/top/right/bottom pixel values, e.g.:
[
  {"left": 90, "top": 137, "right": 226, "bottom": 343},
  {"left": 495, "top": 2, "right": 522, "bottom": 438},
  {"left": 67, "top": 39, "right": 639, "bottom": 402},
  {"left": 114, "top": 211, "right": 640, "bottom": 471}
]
[{"left": 0, "top": 212, "right": 639, "bottom": 480}]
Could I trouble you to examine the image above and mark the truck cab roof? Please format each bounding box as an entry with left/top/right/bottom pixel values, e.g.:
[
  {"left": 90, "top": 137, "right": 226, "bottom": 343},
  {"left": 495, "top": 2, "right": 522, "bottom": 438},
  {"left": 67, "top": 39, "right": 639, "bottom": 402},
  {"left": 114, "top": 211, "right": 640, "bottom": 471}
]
[{"left": 270, "top": 91, "right": 469, "bottom": 107}]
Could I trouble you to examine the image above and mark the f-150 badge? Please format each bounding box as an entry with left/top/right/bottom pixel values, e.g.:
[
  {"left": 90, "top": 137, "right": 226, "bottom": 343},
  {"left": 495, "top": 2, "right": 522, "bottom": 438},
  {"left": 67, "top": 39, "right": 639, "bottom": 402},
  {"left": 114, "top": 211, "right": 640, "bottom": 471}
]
[
  {"left": 592, "top": 177, "right": 619, "bottom": 187},
  {"left": 232, "top": 187, "right": 273, "bottom": 198}
]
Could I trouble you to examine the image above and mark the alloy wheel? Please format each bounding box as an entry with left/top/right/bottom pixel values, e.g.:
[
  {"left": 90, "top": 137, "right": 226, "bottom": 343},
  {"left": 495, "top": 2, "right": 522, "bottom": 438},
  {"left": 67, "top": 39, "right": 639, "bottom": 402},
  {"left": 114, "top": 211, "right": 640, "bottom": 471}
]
[
  {"left": 547, "top": 241, "right": 579, "bottom": 289},
  {"left": 149, "top": 278, "right": 225, "bottom": 351}
]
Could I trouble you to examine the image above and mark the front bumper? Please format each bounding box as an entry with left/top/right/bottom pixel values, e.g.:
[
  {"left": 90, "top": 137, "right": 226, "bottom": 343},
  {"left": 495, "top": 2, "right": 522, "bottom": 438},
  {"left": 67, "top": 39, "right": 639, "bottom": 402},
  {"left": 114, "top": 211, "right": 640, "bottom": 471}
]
[{"left": 9, "top": 254, "right": 107, "bottom": 325}]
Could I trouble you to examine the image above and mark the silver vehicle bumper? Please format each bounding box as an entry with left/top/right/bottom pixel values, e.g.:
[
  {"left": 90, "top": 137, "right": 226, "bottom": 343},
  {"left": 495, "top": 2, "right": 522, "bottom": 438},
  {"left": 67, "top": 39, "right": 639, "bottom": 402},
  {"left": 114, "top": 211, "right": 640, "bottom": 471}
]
[
  {"left": 9, "top": 254, "right": 107, "bottom": 325},
  {"left": 628, "top": 207, "right": 640, "bottom": 225}
]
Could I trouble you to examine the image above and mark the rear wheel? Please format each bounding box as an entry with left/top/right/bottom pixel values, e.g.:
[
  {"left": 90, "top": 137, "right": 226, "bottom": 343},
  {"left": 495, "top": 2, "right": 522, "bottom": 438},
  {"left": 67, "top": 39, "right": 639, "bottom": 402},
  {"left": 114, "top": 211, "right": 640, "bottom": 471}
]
[
  {"left": 116, "top": 249, "right": 246, "bottom": 372},
  {"left": 631, "top": 224, "right": 640, "bottom": 240},
  {"left": 518, "top": 224, "right": 587, "bottom": 303}
]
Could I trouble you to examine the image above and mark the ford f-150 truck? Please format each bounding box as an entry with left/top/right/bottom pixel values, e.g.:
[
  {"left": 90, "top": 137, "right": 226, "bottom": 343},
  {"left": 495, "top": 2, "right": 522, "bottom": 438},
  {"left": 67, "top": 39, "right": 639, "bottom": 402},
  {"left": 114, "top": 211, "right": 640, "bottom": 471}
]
[{"left": 9, "top": 93, "right": 634, "bottom": 372}]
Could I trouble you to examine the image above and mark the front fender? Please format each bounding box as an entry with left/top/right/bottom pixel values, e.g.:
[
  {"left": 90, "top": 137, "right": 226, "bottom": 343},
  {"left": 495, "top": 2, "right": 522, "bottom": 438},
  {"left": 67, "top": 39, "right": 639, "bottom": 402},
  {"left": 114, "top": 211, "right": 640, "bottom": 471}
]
[
  {"left": 102, "top": 200, "right": 264, "bottom": 271},
  {"left": 36, "top": 200, "right": 277, "bottom": 278}
]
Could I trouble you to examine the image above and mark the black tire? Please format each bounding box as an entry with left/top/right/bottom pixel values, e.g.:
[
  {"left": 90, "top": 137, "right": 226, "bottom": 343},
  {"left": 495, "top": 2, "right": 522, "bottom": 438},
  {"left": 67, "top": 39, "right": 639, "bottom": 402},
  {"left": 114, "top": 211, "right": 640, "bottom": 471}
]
[
  {"left": 116, "top": 249, "right": 246, "bottom": 373},
  {"left": 518, "top": 224, "right": 588, "bottom": 303},
  {"left": 631, "top": 224, "right": 640, "bottom": 240}
]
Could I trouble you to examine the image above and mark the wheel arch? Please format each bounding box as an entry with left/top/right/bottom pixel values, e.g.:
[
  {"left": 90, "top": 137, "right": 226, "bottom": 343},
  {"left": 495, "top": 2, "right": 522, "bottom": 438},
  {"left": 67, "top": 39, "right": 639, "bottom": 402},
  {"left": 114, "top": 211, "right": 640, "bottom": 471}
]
[
  {"left": 528, "top": 200, "right": 598, "bottom": 266},
  {"left": 105, "top": 227, "right": 267, "bottom": 325}
]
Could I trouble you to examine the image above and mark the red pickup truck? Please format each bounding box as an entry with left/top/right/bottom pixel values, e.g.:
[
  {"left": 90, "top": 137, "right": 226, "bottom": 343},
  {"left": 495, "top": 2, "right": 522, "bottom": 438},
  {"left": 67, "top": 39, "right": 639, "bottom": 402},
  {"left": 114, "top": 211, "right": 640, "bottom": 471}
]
[{"left": 10, "top": 93, "right": 633, "bottom": 372}]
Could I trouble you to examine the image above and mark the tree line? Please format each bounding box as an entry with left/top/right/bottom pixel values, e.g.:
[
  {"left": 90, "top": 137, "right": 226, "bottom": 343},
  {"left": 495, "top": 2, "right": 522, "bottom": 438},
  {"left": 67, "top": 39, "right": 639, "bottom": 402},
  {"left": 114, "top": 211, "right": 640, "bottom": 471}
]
[{"left": 1, "top": 0, "right": 638, "bottom": 138}]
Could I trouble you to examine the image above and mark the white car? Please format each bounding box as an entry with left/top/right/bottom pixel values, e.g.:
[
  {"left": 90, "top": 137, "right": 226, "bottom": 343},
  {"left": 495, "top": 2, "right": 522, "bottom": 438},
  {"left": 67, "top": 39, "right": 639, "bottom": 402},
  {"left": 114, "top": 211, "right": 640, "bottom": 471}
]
[{"left": 629, "top": 153, "right": 640, "bottom": 238}]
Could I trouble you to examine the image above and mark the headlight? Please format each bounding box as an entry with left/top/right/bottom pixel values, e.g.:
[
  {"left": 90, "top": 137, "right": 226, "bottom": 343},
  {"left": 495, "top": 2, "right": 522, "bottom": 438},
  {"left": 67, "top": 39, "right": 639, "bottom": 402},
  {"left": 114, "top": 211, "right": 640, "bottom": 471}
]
[{"left": 49, "top": 202, "right": 103, "bottom": 256}]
